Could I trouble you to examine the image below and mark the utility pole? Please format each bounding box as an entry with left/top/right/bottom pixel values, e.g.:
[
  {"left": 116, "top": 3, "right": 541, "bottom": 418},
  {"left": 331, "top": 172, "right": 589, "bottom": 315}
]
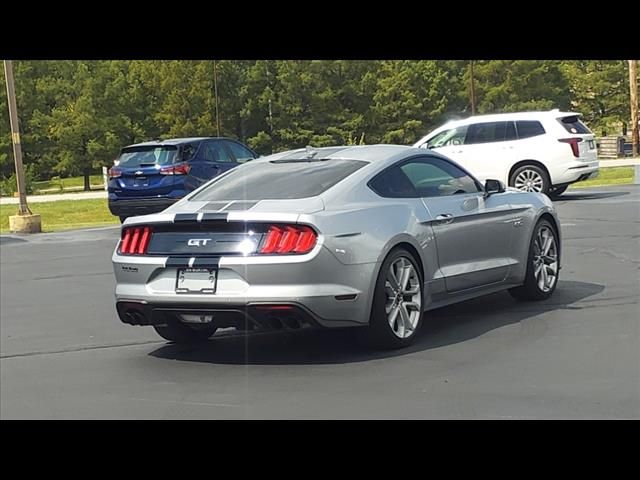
[
  {"left": 3, "top": 60, "right": 40, "bottom": 233},
  {"left": 629, "top": 60, "right": 638, "bottom": 156},
  {"left": 470, "top": 60, "right": 476, "bottom": 115},
  {"left": 213, "top": 60, "right": 220, "bottom": 137},
  {"left": 4, "top": 60, "right": 29, "bottom": 215}
]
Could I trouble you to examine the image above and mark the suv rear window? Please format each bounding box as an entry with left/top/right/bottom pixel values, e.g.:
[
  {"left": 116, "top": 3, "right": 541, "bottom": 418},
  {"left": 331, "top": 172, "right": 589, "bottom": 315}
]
[
  {"left": 558, "top": 116, "right": 592, "bottom": 134},
  {"left": 189, "top": 159, "right": 367, "bottom": 201},
  {"left": 516, "top": 121, "right": 546, "bottom": 139},
  {"left": 117, "top": 146, "right": 179, "bottom": 167}
]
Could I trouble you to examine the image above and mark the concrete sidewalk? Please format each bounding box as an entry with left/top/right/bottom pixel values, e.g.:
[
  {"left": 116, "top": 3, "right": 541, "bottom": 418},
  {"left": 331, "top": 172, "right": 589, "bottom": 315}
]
[
  {"left": 600, "top": 157, "right": 640, "bottom": 167},
  {"left": 0, "top": 190, "right": 107, "bottom": 205}
]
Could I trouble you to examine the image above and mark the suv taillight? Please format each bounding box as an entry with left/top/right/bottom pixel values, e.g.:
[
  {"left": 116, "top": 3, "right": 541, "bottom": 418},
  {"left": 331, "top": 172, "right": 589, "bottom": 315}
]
[
  {"left": 160, "top": 163, "right": 191, "bottom": 175},
  {"left": 259, "top": 225, "right": 317, "bottom": 255},
  {"left": 108, "top": 167, "right": 122, "bottom": 179},
  {"left": 119, "top": 226, "right": 153, "bottom": 255},
  {"left": 558, "top": 137, "right": 582, "bottom": 157}
]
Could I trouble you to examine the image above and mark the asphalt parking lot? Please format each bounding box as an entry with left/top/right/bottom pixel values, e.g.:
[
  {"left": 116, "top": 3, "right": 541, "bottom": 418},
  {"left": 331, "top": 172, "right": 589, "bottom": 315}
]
[{"left": 1, "top": 185, "right": 638, "bottom": 419}]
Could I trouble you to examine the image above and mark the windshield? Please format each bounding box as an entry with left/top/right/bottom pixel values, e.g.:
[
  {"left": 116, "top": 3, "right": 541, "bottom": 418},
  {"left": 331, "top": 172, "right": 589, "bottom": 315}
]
[
  {"left": 190, "top": 159, "right": 367, "bottom": 201},
  {"left": 424, "top": 125, "right": 468, "bottom": 148},
  {"left": 117, "top": 146, "right": 179, "bottom": 168}
]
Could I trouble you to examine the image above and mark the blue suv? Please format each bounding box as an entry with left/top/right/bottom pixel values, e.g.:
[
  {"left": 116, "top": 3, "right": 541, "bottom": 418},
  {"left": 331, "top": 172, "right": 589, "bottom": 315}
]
[{"left": 108, "top": 137, "right": 258, "bottom": 221}]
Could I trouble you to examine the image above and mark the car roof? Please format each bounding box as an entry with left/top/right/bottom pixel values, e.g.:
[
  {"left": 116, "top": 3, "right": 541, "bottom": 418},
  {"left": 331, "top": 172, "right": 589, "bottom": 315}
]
[
  {"left": 436, "top": 109, "right": 581, "bottom": 130},
  {"left": 123, "top": 137, "right": 236, "bottom": 148},
  {"left": 259, "top": 145, "right": 416, "bottom": 164}
]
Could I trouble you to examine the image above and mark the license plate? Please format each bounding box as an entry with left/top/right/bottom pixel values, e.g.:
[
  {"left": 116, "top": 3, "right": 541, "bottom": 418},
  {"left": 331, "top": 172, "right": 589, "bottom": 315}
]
[
  {"left": 176, "top": 268, "right": 217, "bottom": 294},
  {"left": 134, "top": 177, "right": 148, "bottom": 187}
]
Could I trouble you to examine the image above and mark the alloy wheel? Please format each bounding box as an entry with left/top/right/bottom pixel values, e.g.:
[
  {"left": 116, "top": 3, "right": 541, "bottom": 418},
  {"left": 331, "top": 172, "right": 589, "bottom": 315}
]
[
  {"left": 532, "top": 226, "right": 558, "bottom": 292},
  {"left": 385, "top": 257, "right": 422, "bottom": 339},
  {"left": 514, "top": 169, "right": 544, "bottom": 192}
]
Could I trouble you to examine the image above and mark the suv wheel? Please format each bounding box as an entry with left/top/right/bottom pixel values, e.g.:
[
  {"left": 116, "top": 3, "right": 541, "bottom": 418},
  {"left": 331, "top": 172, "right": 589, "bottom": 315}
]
[{"left": 510, "top": 165, "right": 550, "bottom": 195}]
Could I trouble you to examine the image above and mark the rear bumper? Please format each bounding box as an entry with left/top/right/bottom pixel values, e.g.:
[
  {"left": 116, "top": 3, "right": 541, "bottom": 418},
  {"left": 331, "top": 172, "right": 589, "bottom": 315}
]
[
  {"left": 108, "top": 197, "right": 179, "bottom": 217},
  {"left": 116, "top": 300, "right": 324, "bottom": 331},
  {"left": 551, "top": 160, "right": 599, "bottom": 185},
  {"left": 113, "top": 246, "right": 378, "bottom": 328}
]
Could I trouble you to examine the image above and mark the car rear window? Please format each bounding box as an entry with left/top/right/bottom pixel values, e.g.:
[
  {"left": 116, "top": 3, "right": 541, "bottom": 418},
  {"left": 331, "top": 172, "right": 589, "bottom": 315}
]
[
  {"left": 558, "top": 116, "right": 592, "bottom": 134},
  {"left": 189, "top": 159, "right": 367, "bottom": 201},
  {"left": 516, "top": 121, "right": 546, "bottom": 139},
  {"left": 117, "top": 146, "right": 179, "bottom": 167}
]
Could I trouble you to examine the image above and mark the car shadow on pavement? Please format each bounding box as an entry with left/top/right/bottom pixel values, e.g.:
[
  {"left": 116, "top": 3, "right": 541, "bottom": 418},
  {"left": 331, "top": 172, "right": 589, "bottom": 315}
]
[
  {"left": 0, "top": 236, "right": 27, "bottom": 246},
  {"left": 555, "top": 191, "right": 630, "bottom": 202},
  {"left": 148, "top": 280, "right": 605, "bottom": 366}
]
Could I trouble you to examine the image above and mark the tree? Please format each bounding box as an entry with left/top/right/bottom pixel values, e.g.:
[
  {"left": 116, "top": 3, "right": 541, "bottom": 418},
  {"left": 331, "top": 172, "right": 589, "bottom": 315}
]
[
  {"left": 469, "top": 60, "right": 571, "bottom": 114},
  {"left": 368, "top": 61, "right": 460, "bottom": 144},
  {"left": 561, "top": 60, "right": 632, "bottom": 135}
]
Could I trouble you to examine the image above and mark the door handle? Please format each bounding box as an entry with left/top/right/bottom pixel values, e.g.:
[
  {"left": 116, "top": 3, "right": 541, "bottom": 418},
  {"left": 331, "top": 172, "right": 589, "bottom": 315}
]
[{"left": 435, "top": 213, "right": 454, "bottom": 224}]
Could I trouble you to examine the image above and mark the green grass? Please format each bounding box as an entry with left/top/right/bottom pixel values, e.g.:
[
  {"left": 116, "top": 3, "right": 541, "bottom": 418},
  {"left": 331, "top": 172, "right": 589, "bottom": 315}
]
[
  {"left": 570, "top": 167, "right": 634, "bottom": 188},
  {"left": 32, "top": 175, "right": 105, "bottom": 193},
  {"left": 1, "top": 198, "right": 118, "bottom": 233}
]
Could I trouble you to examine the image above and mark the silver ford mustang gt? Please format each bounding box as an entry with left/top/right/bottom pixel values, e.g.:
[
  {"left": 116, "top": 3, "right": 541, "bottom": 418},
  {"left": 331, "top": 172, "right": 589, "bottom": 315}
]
[{"left": 112, "top": 145, "right": 561, "bottom": 349}]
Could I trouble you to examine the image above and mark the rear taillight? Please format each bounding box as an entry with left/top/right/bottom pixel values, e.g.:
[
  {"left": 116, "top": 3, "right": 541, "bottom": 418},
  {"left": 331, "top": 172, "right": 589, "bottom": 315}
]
[
  {"left": 108, "top": 167, "right": 122, "bottom": 179},
  {"left": 558, "top": 138, "right": 582, "bottom": 157},
  {"left": 160, "top": 163, "right": 191, "bottom": 175},
  {"left": 259, "top": 225, "right": 317, "bottom": 255},
  {"left": 119, "top": 226, "right": 153, "bottom": 255}
]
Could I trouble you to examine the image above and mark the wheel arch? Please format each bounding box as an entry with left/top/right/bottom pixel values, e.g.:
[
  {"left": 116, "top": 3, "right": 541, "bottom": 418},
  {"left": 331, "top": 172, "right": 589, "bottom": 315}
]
[
  {"left": 366, "top": 237, "right": 429, "bottom": 323},
  {"left": 508, "top": 160, "right": 552, "bottom": 187}
]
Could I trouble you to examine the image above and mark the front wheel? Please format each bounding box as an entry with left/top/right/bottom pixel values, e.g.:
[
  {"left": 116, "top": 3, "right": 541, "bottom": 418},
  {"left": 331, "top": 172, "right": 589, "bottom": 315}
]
[
  {"left": 358, "top": 248, "right": 424, "bottom": 349},
  {"left": 509, "top": 165, "right": 550, "bottom": 195},
  {"left": 509, "top": 219, "right": 559, "bottom": 301},
  {"left": 153, "top": 321, "right": 217, "bottom": 344}
]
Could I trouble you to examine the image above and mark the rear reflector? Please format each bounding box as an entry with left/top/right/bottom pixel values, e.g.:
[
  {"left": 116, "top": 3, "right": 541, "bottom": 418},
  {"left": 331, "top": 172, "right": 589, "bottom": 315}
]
[
  {"left": 259, "top": 225, "right": 317, "bottom": 255},
  {"left": 119, "top": 226, "right": 153, "bottom": 255},
  {"left": 558, "top": 137, "right": 582, "bottom": 157}
]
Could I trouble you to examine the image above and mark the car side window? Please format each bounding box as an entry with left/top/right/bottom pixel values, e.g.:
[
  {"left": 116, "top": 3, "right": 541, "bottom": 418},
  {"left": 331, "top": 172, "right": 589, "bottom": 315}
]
[
  {"left": 369, "top": 166, "right": 418, "bottom": 198},
  {"left": 425, "top": 125, "right": 468, "bottom": 148},
  {"left": 400, "top": 157, "right": 481, "bottom": 197},
  {"left": 465, "top": 121, "right": 511, "bottom": 145},
  {"left": 516, "top": 120, "right": 546, "bottom": 139},
  {"left": 226, "top": 141, "right": 256, "bottom": 163},
  {"left": 369, "top": 157, "right": 480, "bottom": 198},
  {"left": 203, "top": 141, "right": 233, "bottom": 163},
  {"left": 181, "top": 144, "right": 198, "bottom": 162}
]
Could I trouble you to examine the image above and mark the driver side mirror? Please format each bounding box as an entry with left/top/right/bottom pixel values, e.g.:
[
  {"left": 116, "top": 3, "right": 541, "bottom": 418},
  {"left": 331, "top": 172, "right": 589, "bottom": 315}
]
[{"left": 484, "top": 179, "right": 505, "bottom": 197}]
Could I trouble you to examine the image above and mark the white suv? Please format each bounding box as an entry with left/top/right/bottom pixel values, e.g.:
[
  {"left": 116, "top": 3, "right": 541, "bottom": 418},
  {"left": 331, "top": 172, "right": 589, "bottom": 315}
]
[{"left": 413, "top": 110, "right": 599, "bottom": 197}]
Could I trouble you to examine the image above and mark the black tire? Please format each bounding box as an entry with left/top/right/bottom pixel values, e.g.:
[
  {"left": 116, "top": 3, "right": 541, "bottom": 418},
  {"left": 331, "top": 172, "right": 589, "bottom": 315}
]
[
  {"left": 153, "top": 320, "right": 217, "bottom": 344},
  {"left": 357, "top": 247, "right": 424, "bottom": 350},
  {"left": 549, "top": 185, "right": 568, "bottom": 198},
  {"left": 509, "top": 164, "right": 550, "bottom": 195},
  {"left": 509, "top": 218, "right": 559, "bottom": 301}
]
